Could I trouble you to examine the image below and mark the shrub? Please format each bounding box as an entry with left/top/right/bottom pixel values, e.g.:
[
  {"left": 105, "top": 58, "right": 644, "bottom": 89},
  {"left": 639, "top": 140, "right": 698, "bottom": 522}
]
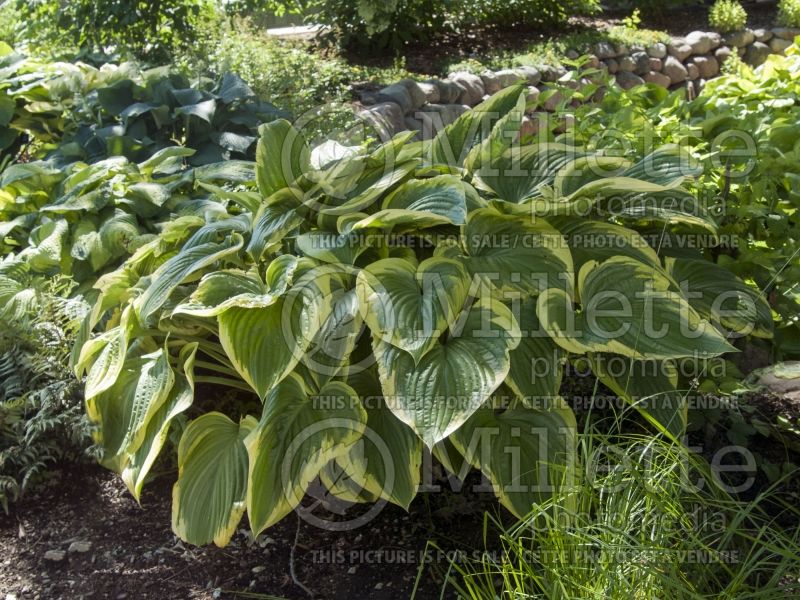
[
  {"left": 778, "top": 0, "right": 800, "bottom": 27},
  {"left": 73, "top": 86, "right": 770, "bottom": 546},
  {"left": 709, "top": 0, "right": 747, "bottom": 32},
  {"left": 0, "top": 2, "right": 20, "bottom": 46},
  {"left": 463, "top": 0, "right": 601, "bottom": 29}
]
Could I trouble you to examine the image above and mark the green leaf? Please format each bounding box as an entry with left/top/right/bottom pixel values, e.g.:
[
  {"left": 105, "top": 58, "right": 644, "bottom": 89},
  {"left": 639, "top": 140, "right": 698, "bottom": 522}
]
[
  {"left": 172, "top": 412, "right": 257, "bottom": 547},
  {"left": 450, "top": 400, "right": 577, "bottom": 518},
  {"left": 372, "top": 295, "right": 521, "bottom": 447},
  {"left": 537, "top": 256, "right": 736, "bottom": 359},
  {"left": 256, "top": 119, "right": 309, "bottom": 198},
  {"left": 666, "top": 257, "right": 773, "bottom": 338},
  {"left": 247, "top": 188, "right": 306, "bottom": 260},
  {"left": 464, "top": 91, "right": 526, "bottom": 173},
  {"left": 457, "top": 208, "right": 574, "bottom": 298},
  {"left": 357, "top": 257, "right": 471, "bottom": 364},
  {"left": 246, "top": 375, "right": 367, "bottom": 535}
]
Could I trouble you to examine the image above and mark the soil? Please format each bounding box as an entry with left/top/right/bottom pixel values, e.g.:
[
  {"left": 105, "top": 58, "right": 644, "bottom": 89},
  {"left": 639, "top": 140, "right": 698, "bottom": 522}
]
[{"left": 0, "top": 463, "right": 508, "bottom": 600}]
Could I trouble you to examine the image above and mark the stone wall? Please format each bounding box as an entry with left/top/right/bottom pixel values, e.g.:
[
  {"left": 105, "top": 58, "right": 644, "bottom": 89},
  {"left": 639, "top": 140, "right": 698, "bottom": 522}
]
[{"left": 358, "top": 27, "right": 799, "bottom": 140}]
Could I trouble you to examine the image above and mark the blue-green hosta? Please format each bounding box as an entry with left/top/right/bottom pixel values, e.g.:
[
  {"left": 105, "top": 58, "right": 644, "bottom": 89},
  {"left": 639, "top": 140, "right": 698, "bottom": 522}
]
[{"left": 75, "top": 85, "right": 771, "bottom": 546}]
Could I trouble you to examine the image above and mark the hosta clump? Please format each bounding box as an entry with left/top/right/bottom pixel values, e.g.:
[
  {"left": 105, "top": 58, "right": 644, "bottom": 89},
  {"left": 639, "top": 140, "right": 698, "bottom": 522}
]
[{"left": 77, "top": 85, "right": 771, "bottom": 546}]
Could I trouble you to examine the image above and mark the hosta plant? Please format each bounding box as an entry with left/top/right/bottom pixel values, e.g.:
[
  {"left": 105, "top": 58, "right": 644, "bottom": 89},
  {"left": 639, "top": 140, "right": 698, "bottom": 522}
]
[{"left": 76, "top": 85, "right": 770, "bottom": 546}]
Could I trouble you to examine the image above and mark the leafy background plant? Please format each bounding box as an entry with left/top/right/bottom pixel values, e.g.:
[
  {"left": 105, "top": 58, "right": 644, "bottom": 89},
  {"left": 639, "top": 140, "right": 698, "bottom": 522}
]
[{"left": 709, "top": 0, "right": 748, "bottom": 32}]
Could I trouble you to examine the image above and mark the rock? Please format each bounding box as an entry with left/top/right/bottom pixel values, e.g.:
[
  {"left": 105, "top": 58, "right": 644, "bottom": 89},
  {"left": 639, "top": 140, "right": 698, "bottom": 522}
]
[
  {"left": 450, "top": 72, "right": 485, "bottom": 105},
  {"left": 663, "top": 55, "right": 689, "bottom": 84},
  {"left": 644, "top": 71, "right": 671, "bottom": 87},
  {"left": 565, "top": 48, "right": 579, "bottom": 60},
  {"left": 417, "top": 81, "right": 440, "bottom": 104},
  {"left": 753, "top": 28, "right": 773, "bottom": 42},
  {"left": 535, "top": 65, "right": 559, "bottom": 83},
  {"left": 685, "top": 31, "right": 713, "bottom": 55},
  {"left": 737, "top": 45, "right": 746, "bottom": 57},
  {"left": 374, "top": 583, "right": 384, "bottom": 590},
  {"left": 715, "top": 46, "right": 733, "bottom": 63},
  {"left": 743, "top": 41, "right": 771, "bottom": 66},
  {"left": 647, "top": 42, "right": 668, "bottom": 58},
  {"left": 686, "top": 62, "right": 700, "bottom": 80},
  {"left": 347, "top": 566, "right": 357, "bottom": 575},
  {"left": 361, "top": 102, "right": 404, "bottom": 137},
  {"left": 668, "top": 39, "right": 693, "bottom": 61},
  {"left": 757, "top": 362, "right": 800, "bottom": 401},
  {"left": 616, "top": 71, "right": 645, "bottom": 90},
  {"left": 614, "top": 43, "right": 629, "bottom": 57},
  {"left": 772, "top": 27, "right": 800, "bottom": 41},
  {"left": 649, "top": 57, "right": 663, "bottom": 71},
  {"left": 397, "top": 79, "right": 427, "bottom": 110},
  {"left": 68, "top": 541, "right": 92, "bottom": 554},
  {"left": 618, "top": 55, "right": 636, "bottom": 72},
  {"left": 480, "top": 71, "right": 501, "bottom": 95},
  {"left": 604, "top": 58, "right": 619, "bottom": 73},
  {"left": 585, "top": 54, "right": 601, "bottom": 69},
  {"left": 44, "top": 550, "right": 66, "bottom": 562},
  {"left": 518, "top": 115, "right": 539, "bottom": 138},
  {"left": 495, "top": 68, "right": 522, "bottom": 88},
  {"left": 375, "top": 83, "right": 413, "bottom": 113},
  {"left": 526, "top": 85, "right": 540, "bottom": 107},
  {"left": 770, "top": 37, "right": 793, "bottom": 54},
  {"left": 251, "top": 565, "right": 266, "bottom": 574},
  {"left": 542, "top": 89, "right": 565, "bottom": 112},
  {"left": 723, "top": 30, "right": 755, "bottom": 47},
  {"left": 413, "top": 104, "right": 468, "bottom": 137},
  {"left": 631, "top": 51, "right": 651, "bottom": 75},
  {"left": 435, "top": 79, "right": 463, "bottom": 104},
  {"left": 595, "top": 41, "right": 616, "bottom": 59},
  {"left": 691, "top": 55, "right": 719, "bottom": 78}
]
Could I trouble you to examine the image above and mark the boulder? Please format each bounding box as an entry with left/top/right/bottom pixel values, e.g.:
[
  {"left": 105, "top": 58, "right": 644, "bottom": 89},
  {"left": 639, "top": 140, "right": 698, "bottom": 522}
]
[
  {"left": 631, "top": 51, "right": 651, "bottom": 75},
  {"left": 536, "top": 65, "right": 560, "bottom": 83},
  {"left": 480, "top": 71, "right": 501, "bottom": 95},
  {"left": 723, "top": 30, "right": 755, "bottom": 47},
  {"left": 616, "top": 71, "right": 645, "bottom": 90},
  {"left": 595, "top": 41, "right": 616, "bottom": 59},
  {"left": 417, "top": 81, "right": 440, "bottom": 104},
  {"left": 450, "top": 72, "right": 485, "bottom": 105},
  {"left": 495, "top": 69, "right": 523, "bottom": 88},
  {"left": 647, "top": 42, "right": 668, "bottom": 58},
  {"left": 753, "top": 28, "right": 773, "bottom": 43},
  {"left": 663, "top": 55, "right": 689, "bottom": 84},
  {"left": 604, "top": 58, "right": 619, "bottom": 73},
  {"left": 743, "top": 41, "right": 771, "bottom": 66},
  {"left": 691, "top": 55, "right": 719, "bottom": 79},
  {"left": 526, "top": 85, "right": 541, "bottom": 107},
  {"left": 715, "top": 46, "right": 733, "bottom": 63},
  {"left": 644, "top": 71, "right": 671, "bottom": 87},
  {"left": 435, "top": 79, "right": 464, "bottom": 104},
  {"left": 615, "top": 43, "right": 629, "bottom": 56},
  {"left": 668, "top": 39, "right": 693, "bottom": 61},
  {"left": 518, "top": 115, "right": 539, "bottom": 138},
  {"left": 375, "top": 83, "right": 413, "bottom": 113},
  {"left": 772, "top": 27, "right": 800, "bottom": 41},
  {"left": 542, "top": 89, "right": 565, "bottom": 112},
  {"left": 770, "top": 37, "right": 793, "bottom": 54},
  {"left": 649, "top": 57, "right": 663, "bottom": 71},
  {"left": 685, "top": 31, "right": 713, "bottom": 55},
  {"left": 618, "top": 55, "right": 637, "bottom": 72},
  {"left": 585, "top": 54, "right": 601, "bottom": 69},
  {"left": 397, "top": 79, "right": 428, "bottom": 110},
  {"left": 686, "top": 62, "right": 700, "bottom": 80},
  {"left": 362, "top": 102, "right": 405, "bottom": 137}
]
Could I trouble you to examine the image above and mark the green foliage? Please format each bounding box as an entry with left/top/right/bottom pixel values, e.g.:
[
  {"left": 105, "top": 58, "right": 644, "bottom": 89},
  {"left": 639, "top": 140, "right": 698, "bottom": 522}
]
[
  {"left": 709, "top": 0, "right": 748, "bottom": 33},
  {"left": 0, "top": 281, "right": 92, "bottom": 511},
  {"left": 778, "top": 0, "right": 800, "bottom": 27},
  {"left": 460, "top": 0, "right": 601, "bottom": 29},
  {"left": 62, "top": 84, "right": 770, "bottom": 546},
  {"left": 0, "top": 2, "right": 20, "bottom": 46},
  {"left": 14, "top": 0, "right": 215, "bottom": 62},
  {"left": 446, "top": 430, "right": 800, "bottom": 598}
]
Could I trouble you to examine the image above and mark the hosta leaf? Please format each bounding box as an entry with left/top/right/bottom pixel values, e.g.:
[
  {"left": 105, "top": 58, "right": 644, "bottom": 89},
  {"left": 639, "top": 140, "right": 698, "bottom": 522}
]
[
  {"left": 122, "top": 343, "right": 198, "bottom": 500},
  {"left": 136, "top": 233, "right": 243, "bottom": 322},
  {"left": 256, "top": 119, "right": 309, "bottom": 198},
  {"left": 450, "top": 400, "right": 577, "bottom": 518},
  {"left": 87, "top": 348, "right": 176, "bottom": 471},
  {"left": 464, "top": 91, "right": 526, "bottom": 173},
  {"left": 666, "top": 257, "right": 773, "bottom": 338},
  {"left": 429, "top": 84, "right": 525, "bottom": 168},
  {"left": 588, "top": 354, "right": 686, "bottom": 438},
  {"left": 457, "top": 208, "right": 574, "bottom": 298},
  {"left": 317, "top": 160, "right": 419, "bottom": 216},
  {"left": 172, "top": 269, "right": 275, "bottom": 318},
  {"left": 246, "top": 375, "right": 367, "bottom": 535},
  {"left": 373, "top": 295, "right": 521, "bottom": 447},
  {"left": 296, "top": 230, "right": 368, "bottom": 265},
  {"left": 84, "top": 308, "right": 133, "bottom": 400},
  {"left": 247, "top": 188, "right": 306, "bottom": 260},
  {"left": 537, "top": 256, "right": 736, "bottom": 359},
  {"left": 357, "top": 257, "right": 471, "bottom": 364},
  {"left": 219, "top": 266, "right": 340, "bottom": 399},
  {"left": 172, "top": 413, "right": 257, "bottom": 547}
]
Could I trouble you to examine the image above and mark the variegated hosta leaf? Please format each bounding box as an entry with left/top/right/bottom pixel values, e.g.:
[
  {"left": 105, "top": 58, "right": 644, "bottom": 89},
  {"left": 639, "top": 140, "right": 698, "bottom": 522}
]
[
  {"left": 588, "top": 353, "right": 686, "bottom": 438},
  {"left": 122, "top": 343, "right": 198, "bottom": 499},
  {"left": 345, "top": 174, "right": 468, "bottom": 232},
  {"left": 464, "top": 91, "right": 526, "bottom": 174},
  {"left": 537, "top": 256, "right": 736, "bottom": 359},
  {"left": 246, "top": 374, "right": 367, "bottom": 535},
  {"left": 219, "top": 265, "right": 342, "bottom": 400},
  {"left": 450, "top": 399, "right": 577, "bottom": 518},
  {"left": 86, "top": 348, "right": 175, "bottom": 472},
  {"left": 549, "top": 217, "right": 661, "bottom": 271},
  {"left": 172, "top": 413, "right": 257, "bottom": 547},
  {"left": 247, "top": 188, "right": 307, "bottom": 260},
  {"left": 338, "top": 369, "right": 422, "bottom": 509},
  {"left": 83, "top": 307, "right": 134, "bottom": 399},
  {"left": 317, "top": 159, "right": 420, "bottom": 216},
  {"left": 428, "top": 84, "right": 525, "bottom": 168},
  {"left": 256, "top": 119, "right": 309, "bottom": 199},
  {"left": 373, "top": 295, "right": 521, "bottom": 447},
  {"left": 506, "top": 299, "right": 565, "bottom": 408},
  {"left": 136, "top": 233, "right": 244, "bottom": 322},
  {"left": 666, "top": 257, "right": 773, "bottom": 338},
  {"left": 455, "top": 207, "right": 574, "bottom": 298},
  {"left": 356, "top": 256, "right": 471, "bottom": 364}
]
